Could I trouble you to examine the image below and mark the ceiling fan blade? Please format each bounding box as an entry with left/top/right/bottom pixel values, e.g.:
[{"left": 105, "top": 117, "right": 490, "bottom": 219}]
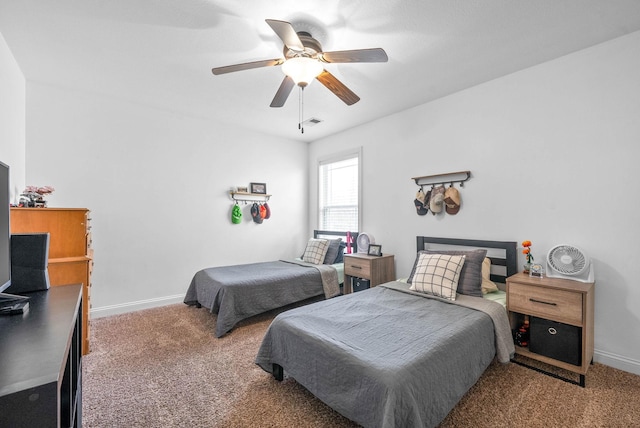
[
  {"left": 265, "top": 19, "right": 304, "bottom": 52},
  {"left": 212, "top": 58, "right": 283, "bottom": 75},
  {"left": 320, "top": 48, "right": 388, "bottom": 63},
  {"left": 316, "top": 70, "right": 360, "bottom": 106},
  {"left": 270, "top": 76, "right": 295, "bottom": 107}
]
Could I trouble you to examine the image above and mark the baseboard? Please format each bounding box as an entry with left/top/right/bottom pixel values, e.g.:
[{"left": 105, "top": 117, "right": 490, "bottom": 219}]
[
  {"left": 594, "top": 349, "right": 640, "bottom": 376},
  {"left": 90, "top": 294, "right": 185, "bottom": 318}
]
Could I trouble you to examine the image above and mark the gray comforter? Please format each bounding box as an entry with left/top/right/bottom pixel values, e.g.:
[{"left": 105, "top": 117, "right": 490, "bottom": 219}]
[
  {"left": 255, "top": 281, "right": 515, "bottom": 428},
  {"left": 184, "top": 260, "right": 339, "bottom": 337}
]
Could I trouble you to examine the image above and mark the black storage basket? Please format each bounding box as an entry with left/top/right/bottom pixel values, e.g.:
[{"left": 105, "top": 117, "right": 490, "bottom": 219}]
[
  {"left": 352, "top": 278, "right": 370, "bottom": 292},
  {"left": 530, "top": 316, "right": 582, "bottom": 366}
]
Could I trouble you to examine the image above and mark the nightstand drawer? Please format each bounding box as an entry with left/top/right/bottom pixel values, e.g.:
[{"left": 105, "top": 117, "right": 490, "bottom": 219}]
[
  {"left": 508, "top": 282, "right": 583, "bottom": 325},
  {"left": 344, "top": 256, "right": 372, "bottom": 279}
]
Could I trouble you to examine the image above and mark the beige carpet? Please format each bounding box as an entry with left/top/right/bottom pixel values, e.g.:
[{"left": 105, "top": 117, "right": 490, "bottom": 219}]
[{"left": 82, "top": 304, "right": 640, "bottom": 427}]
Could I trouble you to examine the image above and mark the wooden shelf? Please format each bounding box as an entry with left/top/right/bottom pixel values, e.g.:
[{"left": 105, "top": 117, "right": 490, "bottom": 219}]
[
  {"left": 230, "top": 191, "right": 271, "bottom": 202},
  {"left": 412, "top": 170, "right": 471, "bottom": 187}
]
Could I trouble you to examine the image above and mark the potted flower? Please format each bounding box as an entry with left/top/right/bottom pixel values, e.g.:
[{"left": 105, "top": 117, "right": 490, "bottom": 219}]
[
  {"left": 522, "top": 240, "right": 533, "bottom": 273},
  {"left": 20, "top": 186, "right": 55, "bottom": 208}
]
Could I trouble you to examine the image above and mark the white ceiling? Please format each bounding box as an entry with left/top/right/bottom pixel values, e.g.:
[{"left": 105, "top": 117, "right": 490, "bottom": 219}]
[{"left": 2, "top": 1, "right": 640, "bottom": 143}]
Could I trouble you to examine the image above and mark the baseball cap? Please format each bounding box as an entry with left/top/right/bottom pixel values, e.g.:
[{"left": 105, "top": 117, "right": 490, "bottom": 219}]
[
  {"left": 444, "top": 187, "right": 461, "bottom": 215},
  {"left": 414, "top": 198, "right": 428, "bottom": 215},
  {"left": 251, "top": 203, "right": 263, "bottom": 224},
  {"left": 231, "top": 203, "right": 242, "bottom": 224},
  {"left": 430, "top": 186, "right": 445, "bottom": 214}
]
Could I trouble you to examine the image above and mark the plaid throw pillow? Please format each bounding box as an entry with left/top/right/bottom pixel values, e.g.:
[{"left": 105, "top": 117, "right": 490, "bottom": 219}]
[
  {"left": 409, "top": 253, "right": 466, "bottom": 300},
  {"left": 302, "top": 238, "right": 330, "bottom": 265},
  {"left": 407, "top": 249, "right": 486, "bottom": 297}
]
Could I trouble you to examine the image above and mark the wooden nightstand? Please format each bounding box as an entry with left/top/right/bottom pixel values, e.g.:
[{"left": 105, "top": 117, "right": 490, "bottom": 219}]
[
  {"left": 506, "top": 272, "right": 594, "bottom": 386},
  {"left": 343, "top": 253, "right": 395, "bottom": 294}
]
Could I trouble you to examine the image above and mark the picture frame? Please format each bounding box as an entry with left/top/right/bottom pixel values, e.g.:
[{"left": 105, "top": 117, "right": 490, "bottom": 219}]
[
  {"left": 250, "top": 182, "right": 267, "bottom": 194},
  {"left": 529, "top": 263, "right": 545, "bottom": 278},
  {"left": 368, "top": 244, "right": 382, "bottom": 257}
]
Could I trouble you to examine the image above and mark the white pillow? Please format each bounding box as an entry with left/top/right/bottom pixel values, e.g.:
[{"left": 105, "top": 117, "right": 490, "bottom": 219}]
[
  {"left": 409, "top": 253, "right": 466, "bottom": 301},
  {"left": 481, "top": 257, "right": 499, "bottom": 294},
  {"left": 302, "top": 238, "right": 330, "bottom": 265}
]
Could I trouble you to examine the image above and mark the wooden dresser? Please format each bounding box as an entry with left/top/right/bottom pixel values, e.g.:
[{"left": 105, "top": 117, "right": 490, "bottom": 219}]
[{"left": 10, "top": 207, "right": 93, "bottom": 355}]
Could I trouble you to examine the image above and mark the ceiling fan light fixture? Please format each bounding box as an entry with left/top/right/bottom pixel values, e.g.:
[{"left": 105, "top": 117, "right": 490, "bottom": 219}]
[{"left": 281, "top": 57, "right": 323, "bottom": 87}]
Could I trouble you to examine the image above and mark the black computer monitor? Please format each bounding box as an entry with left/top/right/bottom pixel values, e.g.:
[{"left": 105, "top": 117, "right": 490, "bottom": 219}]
[{"left": 0, "top": 161, "right": 29, "bottom": 313}]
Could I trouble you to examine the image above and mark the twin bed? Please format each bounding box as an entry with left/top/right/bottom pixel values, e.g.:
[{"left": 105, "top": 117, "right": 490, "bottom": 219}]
[
  {"left": 255, "top": 236, "right": 517, "bottom": 428},
  {"left": 184, "top": 234, "right": 518, "bottom": 427},
  {"left": 184, "top": 230, "right": 357, "bottom": 337}
]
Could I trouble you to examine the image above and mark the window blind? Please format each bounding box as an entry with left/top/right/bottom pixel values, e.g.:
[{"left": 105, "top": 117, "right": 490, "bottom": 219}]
[{"left": 318, "top": 154, "right": 359, "bottom": 232}]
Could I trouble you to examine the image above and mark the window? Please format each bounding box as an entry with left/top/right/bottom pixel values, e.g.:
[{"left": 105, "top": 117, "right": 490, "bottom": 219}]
[{"left": 318, "top": 151, "right": 360, "bottom": 232}]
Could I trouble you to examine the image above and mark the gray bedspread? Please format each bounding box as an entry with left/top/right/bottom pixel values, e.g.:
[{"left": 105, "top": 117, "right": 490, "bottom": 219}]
[
  {"left": 380, "top": 281, "right": 514, "bottom": 363},
  {"left": 255, "top": 281, "right": 514, "bottom": 428},
  {"left": 184, "top": 260, "right": 339, "bottom": 337}
]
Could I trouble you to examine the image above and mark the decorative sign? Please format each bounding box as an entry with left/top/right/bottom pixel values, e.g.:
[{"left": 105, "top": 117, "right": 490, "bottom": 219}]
[{"left": 529, "top": 263, "right": 545, "bottom": 278}]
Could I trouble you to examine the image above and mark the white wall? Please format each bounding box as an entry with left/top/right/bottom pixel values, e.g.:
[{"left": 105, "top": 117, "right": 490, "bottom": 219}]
[
  {"left": 0, "top": 31, "right": 25, "bottom": 199},
  {"left": 309, "top": 31, "right": 640, "bottom": 375},
  {"left": 24, "top": 83, "right": 309, "bottom": 315}
]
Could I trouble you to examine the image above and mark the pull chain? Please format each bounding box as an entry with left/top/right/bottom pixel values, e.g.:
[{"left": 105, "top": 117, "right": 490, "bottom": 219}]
[{"left": 298, "top": 86, "right": 305, "bottom": 134}]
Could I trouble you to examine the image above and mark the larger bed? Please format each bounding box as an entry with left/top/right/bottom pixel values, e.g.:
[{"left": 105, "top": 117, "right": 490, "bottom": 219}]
[
  {"left": 184, "top": 230, "right": 357, "bottom": 337},
  {"left": 255, "top": 236, "right": 517, "bottom": 428}
]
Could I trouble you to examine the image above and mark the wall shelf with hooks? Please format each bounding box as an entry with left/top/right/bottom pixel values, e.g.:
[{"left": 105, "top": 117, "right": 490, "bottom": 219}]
[
  {"left": 230, "top": 191, "right": 271, "bottom": 203},
  {"left": 412, "top": 170, "right": 471, "bottom": 188}
]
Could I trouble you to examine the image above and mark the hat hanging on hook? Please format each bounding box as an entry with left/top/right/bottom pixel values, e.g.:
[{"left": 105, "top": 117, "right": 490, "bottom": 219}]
[
  {"left": 444, "top": 187, "right": 461, "bottom": 215},
  {"left": 251, "top": 203, "right": 263, "bottom": 224},
  {"left": 231, "top": 202, "right": 242, "bottom": 224}
]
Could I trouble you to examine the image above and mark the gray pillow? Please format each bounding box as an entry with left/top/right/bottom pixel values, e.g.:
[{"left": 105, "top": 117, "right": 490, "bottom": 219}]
[
  {"left": 323, "top": 238, "right": 343, "bottom": 264},
  {"left": 407, "top": 249, "right": 487, "bottom": 297},
  {"left": 333, "top": 241, "right": 347, "bottom": 263}
]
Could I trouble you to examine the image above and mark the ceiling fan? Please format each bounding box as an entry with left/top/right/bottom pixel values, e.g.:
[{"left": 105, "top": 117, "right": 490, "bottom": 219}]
[{"left": 212, "top": 19, "right": 388, "bottom": 107}]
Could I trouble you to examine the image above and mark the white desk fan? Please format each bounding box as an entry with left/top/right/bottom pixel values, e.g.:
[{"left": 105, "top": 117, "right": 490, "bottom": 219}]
[
  {"left": 546, "top": 244, "right": 594, "bottom": 283},
  {"left": 356, "top": 233, "right": 375, "bottom": 254}
]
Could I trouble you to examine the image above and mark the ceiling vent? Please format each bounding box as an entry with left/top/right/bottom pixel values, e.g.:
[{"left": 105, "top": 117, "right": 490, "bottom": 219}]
[{"left": 302, "top": 117, "right": 323, "bottom": 127}]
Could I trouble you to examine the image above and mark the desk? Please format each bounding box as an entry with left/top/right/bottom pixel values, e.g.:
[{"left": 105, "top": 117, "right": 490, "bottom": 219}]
[{"left": 0, "top": 284, "right": 83, "bottom": 427}]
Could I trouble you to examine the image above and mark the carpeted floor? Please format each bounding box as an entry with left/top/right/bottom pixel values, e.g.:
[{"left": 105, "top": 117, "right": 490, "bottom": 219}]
[{"left": 82, "top": 303, "right": 640, "bottom": 427}]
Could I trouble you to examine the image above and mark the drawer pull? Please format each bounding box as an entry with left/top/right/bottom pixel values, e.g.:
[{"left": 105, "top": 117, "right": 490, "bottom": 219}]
[
  {"left": 529, "top": 298, "right": 557, "bottom": 306},
  {"left": 350, "top": 265, "right": 362, "bottom": 269}
]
